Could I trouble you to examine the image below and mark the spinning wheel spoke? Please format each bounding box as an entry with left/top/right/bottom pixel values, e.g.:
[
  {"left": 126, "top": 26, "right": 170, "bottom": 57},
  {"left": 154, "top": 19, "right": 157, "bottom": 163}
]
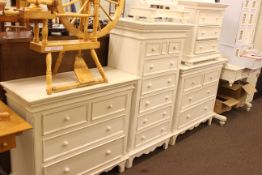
[
  {"left": 99, "top": 3, "right": 113, "bottom": 22},
  {"left": 63, "top": 0, "right": 80, "bottom": 7}
]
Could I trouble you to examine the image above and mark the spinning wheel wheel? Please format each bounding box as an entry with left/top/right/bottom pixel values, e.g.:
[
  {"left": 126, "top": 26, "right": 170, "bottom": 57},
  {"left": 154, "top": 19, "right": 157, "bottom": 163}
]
[
  {"left": 55, "top": 0, "right": 124, "bottom": 39},
  {"left": 20, "top": 0, "right": 125, "bottom": 95}
]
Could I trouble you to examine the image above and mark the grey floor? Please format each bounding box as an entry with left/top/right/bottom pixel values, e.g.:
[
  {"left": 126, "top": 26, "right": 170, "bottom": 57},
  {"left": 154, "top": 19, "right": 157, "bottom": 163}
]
[{"left": 103, "top": 97, "right": 262, "bottom": 175}]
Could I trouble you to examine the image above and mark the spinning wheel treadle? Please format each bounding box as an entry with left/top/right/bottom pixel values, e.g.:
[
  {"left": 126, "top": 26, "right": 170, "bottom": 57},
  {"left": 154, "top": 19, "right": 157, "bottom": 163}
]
[{"left": 20, "top": 0, "right": 124, "bottom": 94}]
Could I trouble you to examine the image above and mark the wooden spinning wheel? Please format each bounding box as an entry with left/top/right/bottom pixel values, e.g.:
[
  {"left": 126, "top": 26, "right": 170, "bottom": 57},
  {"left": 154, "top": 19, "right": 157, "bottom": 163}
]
[{"left": 18, "top": 0, "right": 124, "bottom": 95}]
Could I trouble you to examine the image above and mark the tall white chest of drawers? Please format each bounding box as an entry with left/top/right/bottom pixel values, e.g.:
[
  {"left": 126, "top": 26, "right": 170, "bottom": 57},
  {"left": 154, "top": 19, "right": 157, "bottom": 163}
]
[
  {"left": 108, "top": 19, "right": 191, "bottom": 168},
  {"left": 170, "top": 58, "right": 226, "bottom": 144},
  {"left": 0, "top": 68, "right": 138, "bottom": 175},
  {"left": 178, "top": 1, "right": 228, "bottom": 65}
]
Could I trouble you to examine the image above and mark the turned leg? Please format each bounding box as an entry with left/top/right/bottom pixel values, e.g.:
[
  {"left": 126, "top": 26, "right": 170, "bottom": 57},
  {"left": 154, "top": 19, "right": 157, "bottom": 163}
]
[
  {"left": 244, "top": 102, "right": 252, "bottom": 112},
  {"left": 163, "top": 140, "right": 169, "bottom": 150},
  {"left": 208, "top": 118, "right": 213, "bottom": 126},
  {"left": 46, "top": 53, "right": 52, "bottom": 95},
  {"left": 214, "top": 113, "right": 227, "bottom": 126},
  {"left": 118, "top": 161, "right": 126, "bottom": 173},
  {"left": 169, "top": 135, "right": 178, "bottom": 146},
  {"left": 126, "top": 157, "right": 134, "bottom": 169},
  {"left": 90, "top": 49, "right": 108, "bottom": 83}
]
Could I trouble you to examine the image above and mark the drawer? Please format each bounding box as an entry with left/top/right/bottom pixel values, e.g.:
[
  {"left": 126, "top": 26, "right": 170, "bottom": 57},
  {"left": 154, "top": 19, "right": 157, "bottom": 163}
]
[
  {"left": 91, "top": 94, "right": 127, "bottom": 120},
  {"left": 145, "top": 42, "right": 162, "bottom": 57},
  {"left": 43, "top": 117, "right": 124, "bottom": 161},
  {"left": 194, "top": 40, "right": 218, "bottom": 54},
  {"left": 141, "top": 74, "right": 176, "bottom": 95},
  {"left": 135, "top": 122, "right": 169, "bottom": 147},
  {"left": 43, "top": 106, "right": 87, "bottom": 135},
  {"left": 0, "top": 134, "right": 16, "bottom": 153},
  {"left": 181, "top": 84, "right": 218, "bottom": 110},
  {"left": 183, "top": 74, "right": 203, "bottom": 93},
  {"left": 197, "top": 27, "right": 220, "bottom": 40},
  {"left": 139, "top": 91, "right": 173, "bottom": 114},
  {"left": 168, "top": 41, "right": 182, "bottom": 54},
  {"left": 143, "top": 57, "right": 178, "bottom": 76},
  {"left": 203, "top": 69, "right": 220, "bottom": 85},
  {"left": 178, "top": 100, "right": 214, "bottom": 129},
  {"left": 44, "top": 138, "right": 124, "bottom": 175},
  {"left": 137, "top": 107, "right": 171, "bottom": 131},
  {"left": 198, "top": 11, "right": 223, "bottom": 25}
]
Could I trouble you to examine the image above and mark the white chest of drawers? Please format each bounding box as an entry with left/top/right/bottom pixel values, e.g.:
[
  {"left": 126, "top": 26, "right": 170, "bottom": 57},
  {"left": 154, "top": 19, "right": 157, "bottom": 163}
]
[
  {"left": 178, "top": 1, "right": 228, "bottom": 65},
  {"left": 170, "top": 58, "right": 226, "bottom": 144},
  {"left": 108, "top": 18, "right": 191, "bottom": 168},
  {"left": 0, "top": 68, "right": 138, "bottom": 175}
]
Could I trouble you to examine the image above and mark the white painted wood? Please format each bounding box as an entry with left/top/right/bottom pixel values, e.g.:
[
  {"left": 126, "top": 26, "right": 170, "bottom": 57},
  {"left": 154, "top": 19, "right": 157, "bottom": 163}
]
[
  {"left": 172, "top": 58, "right": 226, "bottom": 144},
  {"left": 108, "top": 18, "right": 191, "bottom": 168},
  {"left": 0, "top": 68, "right": 138, "bottom": 175},
  {"left": 178, "top": 1, "right": 228, "bottom": 64}
]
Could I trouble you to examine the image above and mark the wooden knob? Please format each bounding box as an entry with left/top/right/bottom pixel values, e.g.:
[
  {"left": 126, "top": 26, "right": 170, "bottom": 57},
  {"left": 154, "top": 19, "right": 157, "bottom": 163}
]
[
  {"left": 108, "top": 104, "right": 113, "bottom": 109},
  {"left": 186, "top": 115, "right": 190, "bottom": 120},
  {"left": 192, "top": 81, "right": 196, "bottom": 85},
  {"left": 64, "top": 167, "right": 70, "bottom": 173},
  {"left": 145, "top": 101, "right": 150, "bottom": 106},
  {"left": 63, "top": 141, "right": 69, "bottom": 147},
  {"left": 147, "top": 83, "right": 152, "bottom": 88},
  {"left": 106, "top": 126, "right": 112, "bottom": 132},
  {"left": 143, "top": 119, "right": 148, "bottom": 124},
  {"left": 151, "top": 48, "right": 155, "bottom": 52},
  {"left": 173, "top": 46, "right": 176, "bottom": 50},
  {"left": 2, "top": 142, "right": 8, "bottom": 147},
  {"left": 141, "top": 136, "right": 146, "bottom": 140},
  {"left": 167, "top": 79, "right": 172, "bottom": 84},
  {"left": 165, "top": 96, "right": 169, "bottom": 101},
  {"left": 162, "top": 112, "right": 167, "bottom": 117},
  {"left": 64, "top": 116, "right": 70, "bottom": 122},
  {"left": 160, "top": 128, "right": 165, "bottom": 132},
  {"left": 204, "top": 107, "right": 208, "bottom": 111},
  {"left": 170, "top": 62, "right": 174, "bottom": 66},
  {"left": 149, "top": 65, "right": 154, "bottom": 70},
  {"left": 0, "top": 112, "right": 10, "bottom": 121},
  {"left": 106, "top": 150, "right": 112, "bottom": 155},
  {"left": 207, "top": 90, "right": 211, "bottom": 95},
  {"left": 189, "top": 97, "right": 193, "bottom": 102}
]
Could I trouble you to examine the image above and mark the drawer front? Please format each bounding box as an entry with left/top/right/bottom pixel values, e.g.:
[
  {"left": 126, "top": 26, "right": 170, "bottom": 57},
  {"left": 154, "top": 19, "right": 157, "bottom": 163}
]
[
  {"left": 197, "top": 27, "right": 221, "bottom": 40},
  {"left": 194, "top": 40, "right": 218, "bottom": 54},
  {"left": 91, "top": 94, "right": 127, "bottom": 120},
  {"left": 178, "top": 100, "right": 214, "bottom": 128},
  {"left": 139, "top": 91, "right": 173, "bottom": 114},
  {"left": 141, "top": 74, "right": 176, "bottom": 95},
  {"left": 198, "top": 11, "right": 223, "bottom": 25},
  {"left": 145, "top": 42, "right": 162, "bottom": 57},
  {"left": 0, "top": 135, "right": 16, "bottom": 153},
  {"left": 43, "top": 117, "right": 124, "bottom": 161},
  {"left": 168, "top": 41, "right": 182, "bottom": 54},
  {"left": 143, "top": 57, "right": 178, "bottom": 76},
  {"left": 203, "top": 69, "right": 220, "bottom": 85},
  {"left": 183, "top": 74, "right": 203, "bottom": 93},
  {"left": 43, "top": 106, "right": 87, "bottom": 135},
  {"left": 181, "top": 84, "right": 218, "bottom": 110},
  {"left": 135, "top": 122, "right": 169, "bottom": 147},
  {"left": 137, "top": 107, "right": 172, "bottom": 131},
  {"left": 44, "top": 138, "right": 124, "bottom": 175}
]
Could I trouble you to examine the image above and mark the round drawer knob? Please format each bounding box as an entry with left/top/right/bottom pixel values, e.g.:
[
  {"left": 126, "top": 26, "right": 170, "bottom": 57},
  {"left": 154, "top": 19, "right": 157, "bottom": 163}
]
[
  {"left": 141, "top": 136, "right": 146, "bottom": 140},
  {"left": 216, "top": 18, "right": 219, "bottom": 21},
  {"left": 189, "top": 97, "right": 193, "bottom": 102},
  {"left": 64, "top": 167, "right": 70, "bottom": 173},
  {"left": 151, "top": 48, "right": 155, "bottom": 52},
  {"left": 2, "top": 142, "right": 8, "bottom": 147},
  {"left": 147, "top": 83, "right": 152, "bottom": 88},
  {"left": 199, "top": 47, "right": 203, "bottom": 50},
  {"left": 192, "top": 81, "right": 196, "bottom": 85},
  {"left": 186, "top": 115, "right": 191, "bottom": 119},
  {"left": 162, "top": 112, "right": 167, "bottom": 117},
  {"left": 167, "top": 79, "right": 172, "bottom": 84},
  {"left": 204, "top": 107, "right": 208, "bottom": 111},
  {"left": 143, "top": 119, "right": 148, "bottom": 124},
  {"left": 106, "top": 150, "right": 112, "bottom": 156},
  {"left": 106, "top": 126, "right": 112, "bottom": 132},
  {"left": 214, "top": 31, "right": 218, "bottom": 34},
  {"left": 160, "top": 128, "right": 165, "bottom": 132},
  {"left": 202, "top": 17, "right": 205, "bottom": 20},
  {"left": 173, "top": 46, "right": 176, "bottom": 50},
  {"left": 210, "top": 76, "right": 214, "bottom": 80},
  {"left": 145, "top": 101, "right": 150, "bottom": 106},
  {"left": 63, "top": 141, "right": 69, "bottom": 147},
  {"left": 108, "top": 104, "right": 113, "bottom": 109},
  {"left": 201, "top": 32, "right": 205, "bottom": 35},
  {"left": 170, "top": 62, "right": 174, "bottom": 66},
  {"left": 149, "top": 65, "right": 154, "bottom": 70},
  {"left": 64, "top": 116, "right": 70, "bottom": 122},
  {"left": 207, "top": 90, "right": 211, "bottom": 94},
  {"left": 165, "top": 96, "right": 169, "bottom": 101}
]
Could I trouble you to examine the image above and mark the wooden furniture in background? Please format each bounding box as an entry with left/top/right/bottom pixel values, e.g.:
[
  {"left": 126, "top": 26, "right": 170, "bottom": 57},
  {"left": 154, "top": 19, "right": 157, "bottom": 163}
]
[{"left": 0, "top": 100, "right": 31, "bottom": 153}]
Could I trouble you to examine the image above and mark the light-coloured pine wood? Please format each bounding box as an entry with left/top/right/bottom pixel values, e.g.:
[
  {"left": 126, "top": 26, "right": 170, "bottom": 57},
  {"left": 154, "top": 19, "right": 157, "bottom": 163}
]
[
  {"left": 0, "top": 134, "right": 16, "bottom": 153},
  {"left": 0, "top": 112, "right": 10, "bottom": 121},
  {"left": 74, "top": 54, "right": 95, "bottom": 83},
  {"left": 33, "top": 22, "right": 39, "bottom": 43},
  {"left": 46, "top": 53, "right": 52, "bottom": 95},
  {"left": 53, "top": 51, "right": 65, "bottom": 74},
  {"left": 91, "top": 49, "right": 108, "bottom": 83},
  {"left": 42, "top": 19, "right": 48, "bottom": 45}
]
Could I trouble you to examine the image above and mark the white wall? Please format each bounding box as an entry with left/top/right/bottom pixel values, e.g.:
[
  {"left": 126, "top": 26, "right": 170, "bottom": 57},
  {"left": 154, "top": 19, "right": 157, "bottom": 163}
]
[{"left": 254, "top": 3, "right": 262, "bottom": 50}]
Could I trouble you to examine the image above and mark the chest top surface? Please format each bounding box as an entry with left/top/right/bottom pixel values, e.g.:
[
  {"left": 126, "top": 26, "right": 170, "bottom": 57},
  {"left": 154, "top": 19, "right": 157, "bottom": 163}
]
[{"left": 0, "top": 67, "right": 139, "bottom": 104}]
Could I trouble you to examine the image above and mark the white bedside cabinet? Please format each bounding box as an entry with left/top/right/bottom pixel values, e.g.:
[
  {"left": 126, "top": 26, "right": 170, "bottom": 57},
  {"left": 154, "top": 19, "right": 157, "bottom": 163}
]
[
  {"left": 178, "top": 1, "right": 228, "bottom": 65},
  {"left": 0, "top": 68, "right": 138, "bottom": 175},
  {"left": 170, "top": 58, "right": 226, "bottom": 145},
  {"left": 108, "top": 18, "right": 192, "bottom": 168}
]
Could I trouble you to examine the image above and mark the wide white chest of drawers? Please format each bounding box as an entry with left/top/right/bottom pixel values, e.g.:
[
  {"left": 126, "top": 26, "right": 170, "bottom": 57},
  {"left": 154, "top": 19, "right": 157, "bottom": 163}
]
[
  {"left": 178, "top": 1, "right": 228, "bottom": 65},
  {"left": 170, "top": 58, "right": 226, "bottom": 144},
  {"left": 108, "top": 18, "right": 191, "bottom": 168},
  {"left": 0, "top": 68, "right": 138, "bottom": 175}
]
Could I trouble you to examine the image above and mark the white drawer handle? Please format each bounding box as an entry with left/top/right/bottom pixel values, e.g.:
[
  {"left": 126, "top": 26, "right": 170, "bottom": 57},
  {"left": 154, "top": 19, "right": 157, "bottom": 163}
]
[
  {"left": 207, "top": 90, "right": 211, "bottom": 95},
  {"left": 108, "top": 104, "right": 113, "bottom": 109},
  {"left": 162, "top": 112, "right": 167, "bottom": 117},
  {"left": 106, "top": 126, "right": 112, "bottom": 132},
  {"left": 143, "top": 119, "right": 148, "bottom": 124},
  {"left": 2, "top": 142, "right": 8, "bottom": 147},
  {"left": 170, "top": 62, "right": 174, "bottom": 66},
  {"left": 167, "top": 79, "right": 172, "bottom": 84},
  {"left": 212, "top": 45, "right": 216, "bottom": 49},
  {"left": 216, "top": 18, "right": 219, "bottom": 21},
  {"left": 204, "top": 107, "right": 208, "bottom": 111},
  {"left": 141, "top": 136, "right": 146, "bottom": 140},
  {"left": 147, "top": 83, "right": 152, "bottom": 89},
  {"left": 191, "top": 81, "right": 196, "bottom": 85},
  {"left": 210, "top": 76, "right": 214, "bottom": 80},
  {"left": 63, "top": 141, "right": 69, "bottom": 147},
  {"left": 160, "top": 128, "right": 165, "bottom": 132},
  {"left": 202, "top": 17, "right": 205, "bottom": 21},
  {"left": 64, "top": 116, "right": 71, "bottom": 122},
  {"left": 214, "top": 31, "right": 218, "bottom": 35},
  {"left": 186, "top": 115, "right": 191, "bottom": 120},
  {"left": 106, "top": 150, "right": 112, "bottom": 156},
  {"left": 151, "top": 48, "right": 155, "bottom": 52},
  {"left": 165, "top": 96, "right": 169, "bottom": 101},
  {"left": 173, "top": 46, "right": 176, "bottom": 50},
  {"left": 189, "top": 97, "right": 193, "bottom": 102},
  {"left": 199, "top": 46, "right": 203, "bottom": 50},
  {"left": 64, "top": 167, "right": 70, "bottom": 173},
  {"left": 201, "top": 32, "right": 205, "bottom": 35},
  {"left": 149, "top": 65, "right": 154, "bottom": 70},
  {"left": 145, "top": 101, "right": 150, "bottom": 106}
]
